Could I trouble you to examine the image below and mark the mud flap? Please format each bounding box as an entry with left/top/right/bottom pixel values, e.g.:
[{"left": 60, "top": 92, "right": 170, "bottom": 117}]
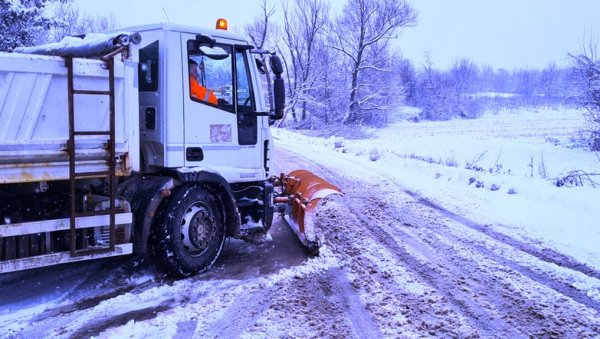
[{"left": 279, "top": 170, "right": 341, "bottom": 255}]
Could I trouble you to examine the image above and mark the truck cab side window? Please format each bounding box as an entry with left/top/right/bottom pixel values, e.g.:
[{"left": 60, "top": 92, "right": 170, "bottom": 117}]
[
  {"left": 187, "top": 41, "right": 233, "bottom": 111},
  {"left": 235, "top": 51, "right": 254, "bottom": 111},
  {"left": 139, "top": 41, "right": 159, "bottom": 92},
  {"left": 235, "top": 49, "right": 257, "bottom": 145}
]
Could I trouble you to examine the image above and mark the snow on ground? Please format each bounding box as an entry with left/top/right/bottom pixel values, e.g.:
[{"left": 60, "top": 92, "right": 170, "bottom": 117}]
[
  {"left": 273, "top": 108, "right": 600, "bottom": 271},
  {"left": 2, "top": 107, "right": 599, "bottom": 338}
]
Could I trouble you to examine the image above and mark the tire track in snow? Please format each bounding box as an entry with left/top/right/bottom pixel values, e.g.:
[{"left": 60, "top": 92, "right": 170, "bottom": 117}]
[
  {"left": 341, "top": 194, "right": 524, "bottom": 335},
  {"left": 324, "top": 267, "right": 383, "bottom": 338},
  {"left": 279, "top": 148, "right": 512, "bottom": 334},
  {"left": 390, "top": 191, "right": 600, "bottom": 314},
  {"left": 419, "top": 213, "right": 600, "bottom": 312},
  {"left": 201, "top": 268, "right": 375, "bottom": 338},
  {"left": 316, "top": 197, "right": 482, "bottom": 337},
  {"left": 202, "top": 285, "right": 274, "bottom": 338},
  {"left": 336, "top": 184, "right": 600, "bottom": 337},
  {"left": 403, "top": 189, "right": 600, "bottom": 281},
  {"left": 281, "top": 145, "right": 600, "bottom": 297},
  {"left": 278, "top": 146, "right": 600, "bottom": 336}
]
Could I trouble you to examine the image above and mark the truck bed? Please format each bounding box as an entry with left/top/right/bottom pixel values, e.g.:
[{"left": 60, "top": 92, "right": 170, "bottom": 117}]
[{"left": 0, "top": 52, "right": 139, "bottom": 184}]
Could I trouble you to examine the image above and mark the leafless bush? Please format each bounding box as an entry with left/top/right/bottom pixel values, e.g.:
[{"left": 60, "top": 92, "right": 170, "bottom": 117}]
[
  {"left": 569, "top": 37, "right": 600, "bottom": 151},
  {"left": 465, "top": 150, "right": 488, "bottom": 172},
  {"left": 554, "top": 171, "right": 599, "bottom": 188},
  {"left": 537, "top": 153, "right": 549, "bottom": 179},
  {"left": 445, "top": 154, "right": 459, "bottom": 168}
]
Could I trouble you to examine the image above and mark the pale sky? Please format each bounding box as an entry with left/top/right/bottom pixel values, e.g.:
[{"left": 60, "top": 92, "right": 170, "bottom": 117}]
[
  {"left": 402, "top": 0, "right": 599, "bottom": 70},
  {"left": 73, "top": 0, "right": 599, "bottom": 70}
]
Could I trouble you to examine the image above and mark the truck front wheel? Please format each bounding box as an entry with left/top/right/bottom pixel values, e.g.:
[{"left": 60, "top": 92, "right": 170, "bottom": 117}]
[{"left": 152, "top": 185, "right": 226, "bottom": 277}]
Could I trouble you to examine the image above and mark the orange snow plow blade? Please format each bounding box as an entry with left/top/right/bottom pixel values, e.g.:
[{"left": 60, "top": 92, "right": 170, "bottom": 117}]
[{"left": 275, "top": 170, "right": 342, "bottom": 255}]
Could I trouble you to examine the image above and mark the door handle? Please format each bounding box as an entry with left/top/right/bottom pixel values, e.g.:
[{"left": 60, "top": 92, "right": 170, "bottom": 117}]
[{"left": 186, "top": 147, "right": 204, "bottom": 161}]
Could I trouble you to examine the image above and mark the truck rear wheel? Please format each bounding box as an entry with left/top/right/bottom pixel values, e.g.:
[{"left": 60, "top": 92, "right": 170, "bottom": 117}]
[{"left": 152, "top": 185, "right": 226, "bottom": 277}]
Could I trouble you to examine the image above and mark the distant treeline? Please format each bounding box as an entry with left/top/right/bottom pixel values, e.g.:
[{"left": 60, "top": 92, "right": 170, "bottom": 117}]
[{"left": 400, "top": 58, "right": 579, "bottom": 121}]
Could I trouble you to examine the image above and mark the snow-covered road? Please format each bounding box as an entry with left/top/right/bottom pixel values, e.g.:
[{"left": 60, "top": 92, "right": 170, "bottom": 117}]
[
  {"left": 276, "top": 146, "right": 600, "bottom": 337},
  {"left": 1, "top": 144, "right": 599, "bottom": 338}
]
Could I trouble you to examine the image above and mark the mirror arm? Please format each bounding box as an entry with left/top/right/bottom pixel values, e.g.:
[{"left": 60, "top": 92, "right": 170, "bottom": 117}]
[{"left": 195, "top": 34, "right": 216, "bottom": 47}]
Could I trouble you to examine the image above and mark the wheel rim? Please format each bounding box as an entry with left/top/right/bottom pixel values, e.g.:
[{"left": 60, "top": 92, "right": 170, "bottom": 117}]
[{"left": 180, "top": 203, "right": 217, "bottom": 256}]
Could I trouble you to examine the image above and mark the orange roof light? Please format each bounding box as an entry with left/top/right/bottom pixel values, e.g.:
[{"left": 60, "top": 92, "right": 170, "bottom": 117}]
[{"left": 216, "top": 18, "right": 228, "bottom": 30}]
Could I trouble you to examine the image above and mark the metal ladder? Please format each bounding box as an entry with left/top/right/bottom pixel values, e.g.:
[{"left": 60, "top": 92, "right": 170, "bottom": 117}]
[{"left": 65, "top": 55, "right": 116, "bottom": 257}]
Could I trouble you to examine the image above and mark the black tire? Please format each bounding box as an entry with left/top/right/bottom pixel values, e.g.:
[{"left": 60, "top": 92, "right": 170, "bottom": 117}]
[{"left": 151, "top": 185, "right": 226, "bottom": 277}]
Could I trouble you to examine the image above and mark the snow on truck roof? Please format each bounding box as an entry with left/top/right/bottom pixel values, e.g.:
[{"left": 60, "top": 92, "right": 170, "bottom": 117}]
[
  {"left": 14, "top": 31, "right": 140, "bottom": 58},
  {"left": 14, "top": 22, "right": 250, "bottom": 58},
  {"left": 106, "top": 22, "right": 250, "bottom": 44}
]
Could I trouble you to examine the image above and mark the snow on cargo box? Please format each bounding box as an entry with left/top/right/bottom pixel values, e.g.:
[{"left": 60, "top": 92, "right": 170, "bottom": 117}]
[{"left": 0, "top": 52, "right": 139, "bottom": 184}]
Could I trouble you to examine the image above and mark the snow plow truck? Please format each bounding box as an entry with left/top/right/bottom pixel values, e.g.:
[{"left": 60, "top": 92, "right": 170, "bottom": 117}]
[{"left": 0, "top": 20, "right": 340, "bottom": 277}]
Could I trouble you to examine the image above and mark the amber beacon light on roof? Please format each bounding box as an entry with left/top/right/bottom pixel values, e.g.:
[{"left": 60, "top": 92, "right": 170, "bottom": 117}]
[{"left": 216, "top": 18, "right": 228, "bottom": 30}]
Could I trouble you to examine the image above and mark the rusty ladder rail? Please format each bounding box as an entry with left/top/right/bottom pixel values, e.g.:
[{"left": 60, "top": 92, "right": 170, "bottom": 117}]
[{"left": 66, "top": 55, "right": 117, "bottom": 257}]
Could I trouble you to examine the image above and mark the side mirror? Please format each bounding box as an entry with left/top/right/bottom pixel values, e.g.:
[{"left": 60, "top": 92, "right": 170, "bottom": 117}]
[
  {"left": 195, "top": 34, "right": 216, "bottom": 47},
  {"left": 270, "top": 55, "right": 283, "bottom": 76},
  {"left": 269, "top": 55, "right": 285, "bottom": 120},
  {"left": 271, "top": 77, "right": 285, "bottom": 120}
]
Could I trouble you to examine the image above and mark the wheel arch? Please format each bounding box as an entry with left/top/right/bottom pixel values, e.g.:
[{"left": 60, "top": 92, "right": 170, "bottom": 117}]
[
  {"left": 173, "top": 168, "right": 241, "bottom": 238},
  {"left": 117, "top": 175, "right": 176, "bottom": 254}
]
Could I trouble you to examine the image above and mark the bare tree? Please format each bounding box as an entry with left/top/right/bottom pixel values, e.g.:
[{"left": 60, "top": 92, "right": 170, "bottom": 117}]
[
  {"left": 246, "top": 0, "right": 276, "bottom": 49},
  {"left": 49, "top": 1, "right": 118, "bottom": 42},
  {"left": 415, "top": 54, "right": 452, "bottom": 120},
  {"left": 281, "top": 0, "right": 329, "bottom": 122},
  {"left": 514, "top": 68, "right": 537, "bottom": 98},
  {"left": 330, "top": 0, "right": 416, "bottom": 124},
  {"left": 450, "top": 58, "right": 478, "bottom": 99},
  {"left": 245, "top": 0, "right": 277, "bottom": 116},
  {"left": 449, "top": 57, "right": 480, "bottom": 117},
  {"left": 570, "top": 38, "right": 600, "bottom": 150},
  {"left": 396, "top": 57, "right": 417, "bottom": 106}
]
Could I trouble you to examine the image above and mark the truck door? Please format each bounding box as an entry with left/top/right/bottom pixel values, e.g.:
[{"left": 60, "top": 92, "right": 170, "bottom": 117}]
[{"left": 181, "top": 34, "right": 262, "bottom": 182}]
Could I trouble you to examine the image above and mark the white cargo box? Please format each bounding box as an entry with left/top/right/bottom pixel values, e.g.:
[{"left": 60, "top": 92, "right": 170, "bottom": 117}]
[{"left": 0, "top": 52, "right": 139, "bottom": 184}]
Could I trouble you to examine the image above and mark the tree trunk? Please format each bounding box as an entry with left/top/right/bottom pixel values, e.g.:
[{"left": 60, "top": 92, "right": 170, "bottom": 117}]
[{"left": 344, "top": 52, "right": 363, "bottom": 124}]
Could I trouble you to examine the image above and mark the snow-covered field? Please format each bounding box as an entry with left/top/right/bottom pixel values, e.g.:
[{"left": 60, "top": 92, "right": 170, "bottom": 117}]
[{"left": 274, "top": 108, "right": 600, "bottom": 271}]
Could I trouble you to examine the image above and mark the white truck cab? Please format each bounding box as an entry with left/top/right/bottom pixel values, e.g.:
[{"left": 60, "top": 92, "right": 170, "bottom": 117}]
[{"left": 132, "top": 23, "right": 273, "bottom": 182}]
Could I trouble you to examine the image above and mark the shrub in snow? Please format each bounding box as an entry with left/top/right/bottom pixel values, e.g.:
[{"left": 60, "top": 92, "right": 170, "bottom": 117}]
[
  {"left": 554, "top": 170, "right": 600, "bottom": 187},
  {"left": 570, "top": 44, "right": 600, "bottom": 151},
  {"left": 333, "top": 137, "right": 345, "bottom": 149},
  {"left": 467, "top": 165, "right": 485, "bottom": 172},
  {"left": 489, "top": 184, "right": 500, "bottom": 191},
  {"left": 468, "top": 177, "right": 476, "bottom": 185},
  {"left": 545, "top": 137, "right": 560, "bottom": 146},
  {"left": 507, "top": 188, "right": 518, "bottom": 194},
  {"left": 465, "top": 150, "right": 487, "bottom": 172},
  {"left": 327, "top": 136, "right": 345, "bottom": 149},
  {"left": 369, "top": 148, "right": 381, "bottom": 161},
  {"left": 445, "top": 154, "right": 459, "bottom": 167},
  {"left": 475, "top": 180, "right": 485, "bottom": 188},
  {"left": 489, "top": 163, "right": 504, "bottom": 174}
]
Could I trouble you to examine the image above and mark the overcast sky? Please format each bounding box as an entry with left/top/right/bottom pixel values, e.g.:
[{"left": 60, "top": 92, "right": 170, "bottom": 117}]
[{"left": 73, "top": 0, "right": 599, "bottom": 70}]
